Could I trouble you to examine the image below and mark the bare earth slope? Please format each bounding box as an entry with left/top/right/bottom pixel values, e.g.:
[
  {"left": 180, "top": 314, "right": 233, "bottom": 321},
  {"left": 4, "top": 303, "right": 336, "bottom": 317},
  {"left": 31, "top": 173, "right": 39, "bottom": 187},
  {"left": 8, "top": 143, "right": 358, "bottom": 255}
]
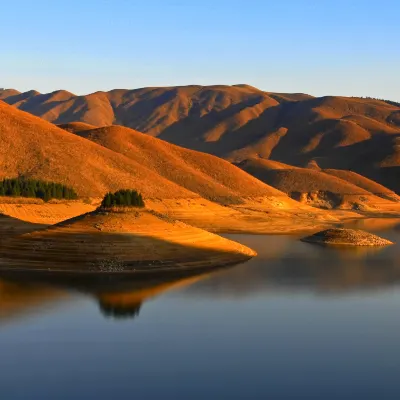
[
  {"left": 323, "top": 169, "right": 400, "bottom": 201},
  {"left": 0, "top": 101, "right": 196, "bottom": 199},
  {"left": 237, "top": 158, "right": 400, "bottom": 210},
  {"left": 0, "top": 99, "right": 340, "bottom": 234},
  {"left": 0, "top": 100, "right": 287, "bottom": 204},
  {"left": 0, "top": 208, "right": 256, "bottom": 273},
  {"left": 2, "top": 85, "right": 399, "bottom": 191},
  {"left": 71, "top": 124, "right": 286, "bottom": 203}
]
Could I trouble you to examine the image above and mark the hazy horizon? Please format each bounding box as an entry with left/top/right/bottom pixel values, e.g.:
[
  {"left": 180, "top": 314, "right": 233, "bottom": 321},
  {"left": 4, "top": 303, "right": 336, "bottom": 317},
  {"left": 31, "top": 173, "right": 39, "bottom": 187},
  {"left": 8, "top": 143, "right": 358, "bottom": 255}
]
[{"left": 2, "top": 0, "right": 399, "bottom": 101}]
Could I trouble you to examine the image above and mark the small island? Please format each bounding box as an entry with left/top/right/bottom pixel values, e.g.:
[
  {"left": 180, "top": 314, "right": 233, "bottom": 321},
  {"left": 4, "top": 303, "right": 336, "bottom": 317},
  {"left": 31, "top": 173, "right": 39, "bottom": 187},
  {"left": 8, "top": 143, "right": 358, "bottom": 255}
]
[
  {"left": 301, "top": 228, "right": 394, "bottom": 247},
  {"left": 0, "top": 189, "right": 256, "bottom": 275}
]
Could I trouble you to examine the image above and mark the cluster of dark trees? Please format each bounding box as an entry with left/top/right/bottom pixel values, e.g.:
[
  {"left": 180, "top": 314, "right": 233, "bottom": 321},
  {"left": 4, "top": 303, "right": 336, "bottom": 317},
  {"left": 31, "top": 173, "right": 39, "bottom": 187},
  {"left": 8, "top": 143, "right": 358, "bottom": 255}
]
[
  {"left": 0, "top": 178, "right": 78, "bottom": 201},
  {"left": 100, "top": 189, "right": 145, "bottom": 208}
]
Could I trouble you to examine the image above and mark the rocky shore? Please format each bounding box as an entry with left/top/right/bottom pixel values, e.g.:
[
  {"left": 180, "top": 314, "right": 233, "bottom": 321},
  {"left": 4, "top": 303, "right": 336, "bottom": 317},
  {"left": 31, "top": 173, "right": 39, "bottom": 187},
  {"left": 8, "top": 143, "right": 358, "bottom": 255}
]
[{"left": 301, "top": 228, "right": 394, "bottom": 247}]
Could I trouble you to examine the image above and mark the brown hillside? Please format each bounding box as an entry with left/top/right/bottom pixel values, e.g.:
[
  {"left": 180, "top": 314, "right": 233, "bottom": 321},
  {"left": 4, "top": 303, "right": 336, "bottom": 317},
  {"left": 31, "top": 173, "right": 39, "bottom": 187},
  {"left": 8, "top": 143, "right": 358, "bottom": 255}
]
[
  {"left": 0, "top": 100, "right": 294, "bottom": 206},
  {"left": 0, "top": 101, "right": 197, "bottom": 198},
  {"left": 323, "top": 169, "right": 400, "bottom": 201},
  {"left": 0, "top": 89, "right": 21, "bottom": 99},
  {"left": 237, "top": 158, "right": 399, "bottom": 210},
  {"left": 69, "top": 124, "right": 285, "bottom": 203},
  {"left": 0, "top": 100, "right": 345, "bottom": 235},
  {"left": 3, "top": 85, "right": 399, "bottom": 192},
  {"left": 58, "top": 122, "right": 97, "bottom": 133},
  {"left": 236, "top": 158, "right": 298, "bottom": 171},
  {"left": 0, "top": 208, "right": 256, "bottom": 273}
]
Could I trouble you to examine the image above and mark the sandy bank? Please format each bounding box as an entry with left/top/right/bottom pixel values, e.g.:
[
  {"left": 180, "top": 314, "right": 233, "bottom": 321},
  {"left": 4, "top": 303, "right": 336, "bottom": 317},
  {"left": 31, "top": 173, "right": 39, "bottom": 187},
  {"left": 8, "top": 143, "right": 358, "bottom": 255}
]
[
  {"left": 1, "top": 197, "right": 397, "bottom": 237},
  {"left": 0, "top": 208, "right": 255, "bottom": 274}
]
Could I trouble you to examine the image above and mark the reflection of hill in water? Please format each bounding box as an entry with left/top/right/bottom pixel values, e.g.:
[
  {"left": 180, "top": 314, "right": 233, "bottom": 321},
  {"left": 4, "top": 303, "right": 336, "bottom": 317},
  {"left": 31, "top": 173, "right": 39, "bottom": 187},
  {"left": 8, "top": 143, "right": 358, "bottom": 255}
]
[
  {"left": 181, "top": 230, "right": 400, "bottom": 296},
  {"left": 99, "top": 300, "right": 142, "bottom": 320},
  {"left": 0, "top": 270, "right": 216, "bottom": 323},
  {"left": 1, "top": 224, "right": 399, "bottom": 323},
  {"left": 0, "top": 279, "right": 68, "bottom": 323},
  {"left": 342, "top": 218, "right": 400, "bottom": 233}
]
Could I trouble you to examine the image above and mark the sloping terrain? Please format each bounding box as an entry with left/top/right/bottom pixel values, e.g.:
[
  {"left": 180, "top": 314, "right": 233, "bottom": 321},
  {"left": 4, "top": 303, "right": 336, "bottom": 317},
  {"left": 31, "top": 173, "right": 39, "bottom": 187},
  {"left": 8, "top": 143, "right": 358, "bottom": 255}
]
[
  {"left": 323, "top": 169, "right": 400, "bottom": 201},
  {"left": 0, "top": 101, "right": 195, "bottom": 199},
  {"left": 0, "top": 100, "right": 341, "bottom": 234},
  {"left": 0, "top": 100, "right": 289, "bottom": 204},
  {"left": 237, "top": 158, "right": 400, "bottom": 210},
  {"left": 0, "top": 208, "right": 256, "bottom": 273},
  {"left": 58, "top": 122, "right": 97, "bottom": 133},
  {"left": 67, "top": 124, "right": 286, "bottom": 203},
  {"left": 3, "top": 85, "right": 398, "bottom": 192}
]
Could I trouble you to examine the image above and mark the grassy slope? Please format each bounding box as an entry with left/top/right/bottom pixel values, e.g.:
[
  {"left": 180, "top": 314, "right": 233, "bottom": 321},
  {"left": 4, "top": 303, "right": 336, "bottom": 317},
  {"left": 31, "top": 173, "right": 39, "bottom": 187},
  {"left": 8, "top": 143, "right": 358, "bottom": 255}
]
[{"left": 3, "top": 85, "right": 399, "bottom": 192}]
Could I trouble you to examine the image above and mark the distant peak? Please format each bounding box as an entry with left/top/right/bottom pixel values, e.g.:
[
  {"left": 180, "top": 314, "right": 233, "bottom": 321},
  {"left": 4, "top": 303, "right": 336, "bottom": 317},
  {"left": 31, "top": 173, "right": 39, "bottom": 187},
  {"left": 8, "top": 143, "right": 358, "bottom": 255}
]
[{"left": 232, "top": 84, "right": 261, "bottom": 91}]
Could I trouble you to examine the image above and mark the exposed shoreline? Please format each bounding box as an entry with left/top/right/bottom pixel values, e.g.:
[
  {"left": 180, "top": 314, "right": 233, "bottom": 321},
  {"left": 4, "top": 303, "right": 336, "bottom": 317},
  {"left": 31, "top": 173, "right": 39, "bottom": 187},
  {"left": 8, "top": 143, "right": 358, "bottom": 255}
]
[{"left": 301, "top": 228, "right": 394, "bottom": 247}]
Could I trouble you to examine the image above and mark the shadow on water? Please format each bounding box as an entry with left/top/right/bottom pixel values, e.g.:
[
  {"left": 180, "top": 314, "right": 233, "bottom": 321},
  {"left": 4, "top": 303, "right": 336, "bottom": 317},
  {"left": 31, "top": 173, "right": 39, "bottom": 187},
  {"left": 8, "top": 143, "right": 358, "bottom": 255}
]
[
  {"left": 1, "top": 218, "right": 399, "bottom": 322},
  {"left": 180, "top": 222, "right": 400, "bottom": 298},
  {"left": 0, "top": 266, "right": 229, "bottom": 323},
  {"left": 98, "top": 299, "right": 142, "bottom": 319}
]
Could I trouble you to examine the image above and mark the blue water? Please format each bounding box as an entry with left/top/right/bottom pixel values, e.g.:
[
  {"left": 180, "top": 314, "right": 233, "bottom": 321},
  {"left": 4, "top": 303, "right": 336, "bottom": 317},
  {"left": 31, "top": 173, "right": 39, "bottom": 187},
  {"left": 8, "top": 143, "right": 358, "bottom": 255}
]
[{"left": 1, "top": 220, "right": 400, "bottom": 399}]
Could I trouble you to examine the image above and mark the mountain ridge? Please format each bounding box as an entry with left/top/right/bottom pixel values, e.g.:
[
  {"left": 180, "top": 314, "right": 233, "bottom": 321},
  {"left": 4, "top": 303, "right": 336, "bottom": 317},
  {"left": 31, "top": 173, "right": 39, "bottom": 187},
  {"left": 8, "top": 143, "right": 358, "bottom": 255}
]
[{"left": 1, "top": 85, "right": 399, "bottom": 193}]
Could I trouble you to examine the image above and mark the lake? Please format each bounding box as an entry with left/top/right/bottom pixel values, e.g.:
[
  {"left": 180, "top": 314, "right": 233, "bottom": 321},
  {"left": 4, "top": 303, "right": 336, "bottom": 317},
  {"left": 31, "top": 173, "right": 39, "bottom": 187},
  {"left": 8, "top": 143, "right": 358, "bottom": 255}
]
[{"left": 1, "top": 219, "right": 400, "bottom": 399}]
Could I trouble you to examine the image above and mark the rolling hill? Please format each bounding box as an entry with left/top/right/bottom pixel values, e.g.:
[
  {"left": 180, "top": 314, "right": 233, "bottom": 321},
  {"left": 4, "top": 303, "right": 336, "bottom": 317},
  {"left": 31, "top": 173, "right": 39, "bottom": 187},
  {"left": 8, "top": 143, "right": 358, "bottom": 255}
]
[
  {"left": 237, "top": 158, "right": 400, "bottom": 210},
  {"left": 2, "top": 85, "right": 399, "bottom": 192},
  {"left": 63, "top": 124, "right": 286, "bottom": 203},
  {"left": 0, "top": 208, "right": 256, "bottom": 273},
  {"left": 0, "top": 100, "right": 287, "bottom": 203},
  {"left": 0, "top": 100, "right": 353, "bottom": 234}
]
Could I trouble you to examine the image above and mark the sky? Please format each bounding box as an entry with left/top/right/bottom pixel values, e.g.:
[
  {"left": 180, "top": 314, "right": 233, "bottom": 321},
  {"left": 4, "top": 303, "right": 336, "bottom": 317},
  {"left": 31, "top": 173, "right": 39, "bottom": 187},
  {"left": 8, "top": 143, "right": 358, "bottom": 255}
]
[{"left": 1, "top": 0, "right": 399, "bottom": 100}]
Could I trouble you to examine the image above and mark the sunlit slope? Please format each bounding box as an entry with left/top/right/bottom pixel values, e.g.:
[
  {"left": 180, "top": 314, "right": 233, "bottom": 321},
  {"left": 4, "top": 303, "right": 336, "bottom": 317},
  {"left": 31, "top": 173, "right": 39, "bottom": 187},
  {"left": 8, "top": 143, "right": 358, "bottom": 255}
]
[
  {"left": 3, "top": 85, "right": 399, "bottom": 191},
  {"left": 0, "top": 101, "right": 200, "bottom": 198},
  {"left": 70, "top": 124, "right": 289, "bottom": 204},
  {"left": 237, "top": 158, "right": 400, "bottom": 210},
  {"left": 0, "top": 209, "right": 256, "bottom": 272}
]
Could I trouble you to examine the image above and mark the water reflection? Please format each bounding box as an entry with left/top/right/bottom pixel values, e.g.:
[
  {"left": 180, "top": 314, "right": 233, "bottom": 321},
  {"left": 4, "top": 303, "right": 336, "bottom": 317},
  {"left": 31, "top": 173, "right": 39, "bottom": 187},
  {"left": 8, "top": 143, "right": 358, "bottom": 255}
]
[
  {"left": 0, "top": 219, "right": 399, "bottom": 323},
  {"left": 340, "top": 217, "right": 400, "bottom": 232},
  {"left": 0, "top": 270, "right": 217, "bottom": 322},
  {"left": 99, "top": 300, "right": 142, "bottom": 319},
  {"left": 182, "top": 225, "right": 400, "bottom": 297},
  {"left": 0, "top": 279, "right": 68, "bottom": 323}
]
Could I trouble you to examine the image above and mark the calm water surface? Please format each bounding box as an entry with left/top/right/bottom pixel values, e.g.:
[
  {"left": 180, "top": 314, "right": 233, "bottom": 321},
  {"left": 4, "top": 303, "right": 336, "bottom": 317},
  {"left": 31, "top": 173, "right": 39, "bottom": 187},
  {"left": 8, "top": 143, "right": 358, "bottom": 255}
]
[{"left": 1, "top": 219, "right": 400, "bottom": 400}]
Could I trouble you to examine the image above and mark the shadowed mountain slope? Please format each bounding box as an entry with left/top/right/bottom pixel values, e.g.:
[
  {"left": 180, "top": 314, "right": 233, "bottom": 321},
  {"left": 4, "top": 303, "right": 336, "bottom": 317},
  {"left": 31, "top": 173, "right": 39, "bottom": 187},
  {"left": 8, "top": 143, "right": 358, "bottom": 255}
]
[
  {"left": 2, "top": 85, "right": 399, "bottom": 192},
  {"left": 0, "top": 100, "right": 293, "bottom": 206},
  {"left": 237, "top": 158, "right": 400, "bottom": 210},
  {"left": 0, "top": 101, "right": 194, "bottom": 198},
  {"left": 322, "top": 169, "right": 400, "bottom": 201},
  {"left": 68, "top": 124, "right": 286, "bottom": 203}
]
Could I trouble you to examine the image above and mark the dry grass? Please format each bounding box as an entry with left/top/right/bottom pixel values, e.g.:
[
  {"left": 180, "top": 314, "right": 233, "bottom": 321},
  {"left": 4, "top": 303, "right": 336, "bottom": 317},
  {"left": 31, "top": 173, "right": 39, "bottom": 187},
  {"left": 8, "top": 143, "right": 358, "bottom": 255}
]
[
  {"left": 237, "top": 158, "right": 400, "bottom": 210},
  {"left": 58, "top": 122, "right": 96, "bottom": 133},
  {"left": 73, "top": 125, "right": 286, "bottom": 203},
  {"left": 0, "top": 209, "right": 256, "bottom": 273},
  {"left": 4, "top": 85, "right": 399, "bottom": 192},
  {"left": 323, "top": 169, "right": 400, "bottom": 200},
  {"left": 0, "top": 101, "right": 289, "bottom": 205}
]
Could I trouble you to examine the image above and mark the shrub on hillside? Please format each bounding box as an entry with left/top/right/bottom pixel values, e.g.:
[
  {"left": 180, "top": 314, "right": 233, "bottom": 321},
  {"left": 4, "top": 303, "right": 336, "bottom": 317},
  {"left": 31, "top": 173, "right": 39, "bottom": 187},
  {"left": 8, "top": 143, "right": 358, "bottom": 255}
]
[
  {"left": 100, "top": 189, "right": 145, "bottom": 208},
  {"left": 0, "top": 178, "right": 78, "bottom": 201}
]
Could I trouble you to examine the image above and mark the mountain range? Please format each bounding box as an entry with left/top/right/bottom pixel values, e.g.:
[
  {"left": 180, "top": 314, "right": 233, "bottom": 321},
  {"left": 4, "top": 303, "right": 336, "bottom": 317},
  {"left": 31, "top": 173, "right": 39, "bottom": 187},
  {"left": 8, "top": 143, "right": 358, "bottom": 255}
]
[{"left": 1, "top": 85, "right": 399, "bottom": 194}]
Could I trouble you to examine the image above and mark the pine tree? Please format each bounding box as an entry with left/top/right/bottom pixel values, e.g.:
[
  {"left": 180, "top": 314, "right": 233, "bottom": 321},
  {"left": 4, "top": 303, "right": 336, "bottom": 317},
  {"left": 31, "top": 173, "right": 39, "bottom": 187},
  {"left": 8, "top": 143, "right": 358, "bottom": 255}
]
[{"left": 100, "top": 189, "right": 145, "bottom": 208}]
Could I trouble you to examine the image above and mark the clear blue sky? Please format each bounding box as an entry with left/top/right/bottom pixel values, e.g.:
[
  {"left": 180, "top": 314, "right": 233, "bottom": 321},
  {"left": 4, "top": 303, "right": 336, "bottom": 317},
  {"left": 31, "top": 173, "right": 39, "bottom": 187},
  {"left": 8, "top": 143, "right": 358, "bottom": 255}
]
[{"left": 2, "top": 0, "right": 399, "bottom": 100}]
